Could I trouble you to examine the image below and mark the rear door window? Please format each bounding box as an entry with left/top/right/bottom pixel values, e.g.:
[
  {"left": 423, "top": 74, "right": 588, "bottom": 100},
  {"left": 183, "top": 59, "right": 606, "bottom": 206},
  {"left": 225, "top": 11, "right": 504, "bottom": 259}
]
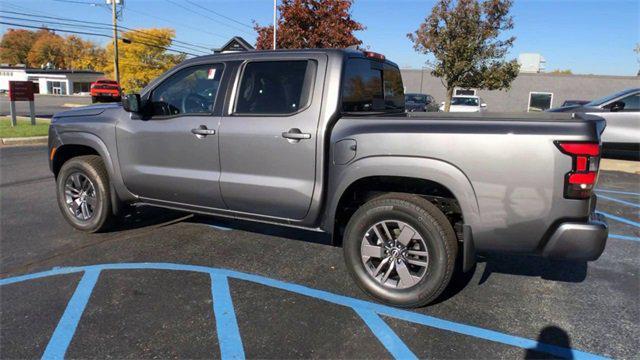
[{"left": 234, "top": 60, "right": 316, "bottom": 115}]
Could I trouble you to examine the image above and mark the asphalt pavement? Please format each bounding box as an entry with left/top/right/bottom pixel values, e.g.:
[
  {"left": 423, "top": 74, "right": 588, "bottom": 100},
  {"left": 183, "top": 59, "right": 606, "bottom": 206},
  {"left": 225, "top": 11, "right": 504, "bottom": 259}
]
[{"left": 1, "top": 145, "right": 638, "bottom": 359}]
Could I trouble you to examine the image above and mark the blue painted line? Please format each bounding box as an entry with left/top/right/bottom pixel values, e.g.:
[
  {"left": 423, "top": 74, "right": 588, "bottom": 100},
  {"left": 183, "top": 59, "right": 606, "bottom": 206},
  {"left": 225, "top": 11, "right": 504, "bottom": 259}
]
[
  {"left": 0, "top": 263, "right": 609, "bottom": 360},
  {"left": 597, "top": 194, "right": 640, "bottom": 209},
  {"left": 210, "top": 273, "right": 245, "bottom": 360},
  {"left": 354, "top": 308, "right": 417, "bottom": 360},
  {"left": 609, "top": 234, "right": 640, "bottom": 242},
  {"left": 596, "top": 189, "right": 640, "bottom": 197},
  {"left": 42, "top": 269, "right": 100, "bottom": 360},
  {"left": 596, "top": 211, "right": 640, "bottom": 228},
  {"left": 208, "top": 224, "right": 233, "bottom": 231}
]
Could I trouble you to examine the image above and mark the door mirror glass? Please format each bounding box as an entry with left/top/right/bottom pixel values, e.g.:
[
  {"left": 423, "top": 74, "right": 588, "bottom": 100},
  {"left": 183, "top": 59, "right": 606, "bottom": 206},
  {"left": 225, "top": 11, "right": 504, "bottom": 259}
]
[
  {"left": 608, "top": 101, "right": 625, "bottom": 112},
  {"left": 122, "top": 93, "right": 141, "bottom": 113}
]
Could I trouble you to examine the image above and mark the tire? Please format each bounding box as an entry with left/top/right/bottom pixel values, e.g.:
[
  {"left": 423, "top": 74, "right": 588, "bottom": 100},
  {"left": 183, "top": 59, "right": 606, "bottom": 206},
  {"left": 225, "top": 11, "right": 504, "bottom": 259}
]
[
  {"left": 91, "top": 96, "right": 98, "bottom": 103},
  {"left": 343, "top": 193, "right": 458, "bottom": 308},
  {"left": 56, "top": 155, "right": 115, "bottom": 232}
]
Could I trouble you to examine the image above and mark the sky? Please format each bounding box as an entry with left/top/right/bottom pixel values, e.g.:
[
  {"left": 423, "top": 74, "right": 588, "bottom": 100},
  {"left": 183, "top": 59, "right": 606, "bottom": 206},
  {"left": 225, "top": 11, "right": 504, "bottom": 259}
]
[{"left": 1, "top": 0, "right": 639, "bottom": 76}]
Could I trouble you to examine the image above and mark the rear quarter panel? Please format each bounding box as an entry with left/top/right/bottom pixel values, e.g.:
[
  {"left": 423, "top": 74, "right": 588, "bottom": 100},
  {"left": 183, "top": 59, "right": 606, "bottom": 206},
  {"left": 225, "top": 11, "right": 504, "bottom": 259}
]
[{"left": 327, "top": 116, "right": 601, "bottom": 253}]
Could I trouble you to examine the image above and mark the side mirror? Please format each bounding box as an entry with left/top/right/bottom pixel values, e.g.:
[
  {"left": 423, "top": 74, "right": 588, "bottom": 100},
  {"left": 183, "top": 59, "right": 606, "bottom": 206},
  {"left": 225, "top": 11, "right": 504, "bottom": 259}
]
[
  {"left": 480, "top": 103, "right": 487, "bottom": 108},
  {"left": 608, "top": 101, "right": 624, "bottom": 112},
  {"left": 122, "top": 93, "right": 141, "bottom": 113}
]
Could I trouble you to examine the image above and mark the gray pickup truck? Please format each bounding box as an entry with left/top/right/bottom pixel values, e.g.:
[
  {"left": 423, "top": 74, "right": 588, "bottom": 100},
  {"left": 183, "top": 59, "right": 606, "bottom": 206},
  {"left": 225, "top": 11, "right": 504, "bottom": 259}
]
[{"left": 48, "top": 49, "right": 608, "bottom": 307}]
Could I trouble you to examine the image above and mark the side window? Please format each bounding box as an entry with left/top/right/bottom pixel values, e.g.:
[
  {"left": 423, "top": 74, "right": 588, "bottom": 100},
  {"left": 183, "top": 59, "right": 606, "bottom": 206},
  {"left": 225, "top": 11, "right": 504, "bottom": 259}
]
[
  {"left": 150, "top": 64, "right": 223, "bottom": 117},
  {"left": 618, "top": 93, "right": 640, "bottom": 111},
  {"left": 235, "top": 60, "right": 314, "bottom": 115},
  {"left": 341, "top": 58, "right": 404, "bottom": 112}
]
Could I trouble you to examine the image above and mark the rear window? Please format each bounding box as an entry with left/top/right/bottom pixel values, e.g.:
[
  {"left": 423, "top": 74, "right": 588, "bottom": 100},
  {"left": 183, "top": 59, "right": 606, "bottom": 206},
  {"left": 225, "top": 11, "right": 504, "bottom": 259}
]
[{"left": 341, "top": 58, "right": 404, "bottom": 113}]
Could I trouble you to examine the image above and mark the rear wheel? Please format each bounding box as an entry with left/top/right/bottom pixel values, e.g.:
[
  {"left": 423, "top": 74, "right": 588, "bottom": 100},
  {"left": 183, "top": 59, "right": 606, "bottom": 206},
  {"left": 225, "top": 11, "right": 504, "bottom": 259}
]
[
  {"left": 91, "top": 96, "right": 98, "bottom": 103},
  {"left": 343, "top": 193, "right": 458, "bottom": 307},
  {"left": 56, "top": 155, "right": 115, "bottom": 232}
]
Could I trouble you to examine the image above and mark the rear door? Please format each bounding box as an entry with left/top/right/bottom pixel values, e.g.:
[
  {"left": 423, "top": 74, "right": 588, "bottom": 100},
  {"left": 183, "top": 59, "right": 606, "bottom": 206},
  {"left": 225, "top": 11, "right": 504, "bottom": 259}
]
[
  {"left": 218, "top": 55, "right": 325, "bottom": 220},
  {"left": 116, "top": 62, "right": 227, "bottom": 208}
]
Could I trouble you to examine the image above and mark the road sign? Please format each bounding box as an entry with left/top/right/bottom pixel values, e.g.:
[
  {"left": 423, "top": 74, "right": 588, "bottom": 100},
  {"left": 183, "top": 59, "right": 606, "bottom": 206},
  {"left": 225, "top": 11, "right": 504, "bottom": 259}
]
[{"left": 8, "top": 80, "right": 36, "bottom": 126}]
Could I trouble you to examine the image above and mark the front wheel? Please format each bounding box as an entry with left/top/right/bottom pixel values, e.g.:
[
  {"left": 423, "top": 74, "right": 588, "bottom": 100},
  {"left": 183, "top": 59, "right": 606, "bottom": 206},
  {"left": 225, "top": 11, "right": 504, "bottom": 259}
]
[
  {"left": 56, "top": 155, "right": 115, "bottom": 232},
  {"left": 343, "top": 193, "right": 458, "bottom": 307}
]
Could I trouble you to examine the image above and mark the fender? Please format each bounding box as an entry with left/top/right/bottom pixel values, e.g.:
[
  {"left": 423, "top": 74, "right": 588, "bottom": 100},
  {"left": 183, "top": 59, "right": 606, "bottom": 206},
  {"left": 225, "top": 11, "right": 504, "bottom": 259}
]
[
  {"left": 55, "top": 131, "right": 137, "bottom": 209},
  {"left": 323, "top": 156, "right": 481, "bottom": 252}
]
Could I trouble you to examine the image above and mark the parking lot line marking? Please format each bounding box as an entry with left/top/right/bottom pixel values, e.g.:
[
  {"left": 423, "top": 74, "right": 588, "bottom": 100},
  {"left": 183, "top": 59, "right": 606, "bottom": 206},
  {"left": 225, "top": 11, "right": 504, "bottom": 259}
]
[
  {"left": 210, "top": 273, "right": 245, "bottom": 360},
  {"left": 209, "top": 224, "right": 233, "bottom": 231},
  {"left": 0, "top": 263, "right": 609, "bottom": 360},
  {"left": 354, "top": 308, "right": 418, "bottom": 360},
  {"left": 42, "top": 269, "right": 100, "bottom": 360},
  {"left": 609, "top": 234, "right": 640, "bottom": 242},
  {"left": 596, "top": 211, "right": 640, "bottom": 228},
  {"left": 596, "top": 194, "right": 640, "bottom": 208},
  {"left": 596, "top": 189, "right": 640, "bottom": 197}
]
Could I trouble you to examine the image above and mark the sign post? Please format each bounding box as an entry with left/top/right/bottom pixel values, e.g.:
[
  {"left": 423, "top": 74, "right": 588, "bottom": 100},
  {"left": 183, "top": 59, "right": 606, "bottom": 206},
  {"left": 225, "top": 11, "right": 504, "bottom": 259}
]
[{"left": 8, "top": 80, "right": 35, "bottom": 126}]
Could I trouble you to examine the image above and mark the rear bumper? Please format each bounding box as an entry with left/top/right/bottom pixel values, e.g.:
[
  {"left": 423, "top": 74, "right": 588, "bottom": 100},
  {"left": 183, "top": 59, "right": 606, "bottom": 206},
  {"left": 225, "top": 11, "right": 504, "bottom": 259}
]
[{"left": 542, "top": 213, "right": 608, "bottom": 261}]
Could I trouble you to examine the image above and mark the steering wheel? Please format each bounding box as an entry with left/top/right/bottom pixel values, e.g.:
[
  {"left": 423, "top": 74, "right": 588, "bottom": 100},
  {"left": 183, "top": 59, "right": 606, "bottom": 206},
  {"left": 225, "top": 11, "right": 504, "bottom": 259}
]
[{"left": 181, "top": 93, "right": 209, "bottom": 114}]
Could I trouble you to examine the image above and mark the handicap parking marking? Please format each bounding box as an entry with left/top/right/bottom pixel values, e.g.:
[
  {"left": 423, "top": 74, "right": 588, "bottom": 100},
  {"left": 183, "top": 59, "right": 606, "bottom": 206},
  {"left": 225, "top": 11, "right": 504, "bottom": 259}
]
[
  {"left": 595, "top": 189, "right": 640, "bottom": 197},
  {"left": 0, "top": 263, "right": 609, "bottom": 360},
  {"left": 596, "top": 211, "right": 640, "bottom": 228},
  {"left": 608, "top": 234, "right": 640, "bottom": 242},
  {"left": 596, "top": 194, "right": 640, "bottom": 209}
]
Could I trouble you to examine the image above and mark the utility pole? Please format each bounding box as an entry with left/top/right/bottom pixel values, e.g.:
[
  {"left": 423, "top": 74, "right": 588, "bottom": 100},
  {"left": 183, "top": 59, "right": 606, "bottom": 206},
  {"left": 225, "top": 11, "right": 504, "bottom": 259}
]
[
  {"left": 111, "top": 0, "right": 120, "bottom": 83},
  {"left": 272, "top": 0, "right": 276, "bottom": 50}
]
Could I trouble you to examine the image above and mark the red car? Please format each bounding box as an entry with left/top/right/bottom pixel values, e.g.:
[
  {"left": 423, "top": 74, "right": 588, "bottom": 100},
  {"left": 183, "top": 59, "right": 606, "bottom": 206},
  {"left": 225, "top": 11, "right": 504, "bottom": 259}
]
[{"left": 90, "top": 79, "right": 122, "bottom": 103}]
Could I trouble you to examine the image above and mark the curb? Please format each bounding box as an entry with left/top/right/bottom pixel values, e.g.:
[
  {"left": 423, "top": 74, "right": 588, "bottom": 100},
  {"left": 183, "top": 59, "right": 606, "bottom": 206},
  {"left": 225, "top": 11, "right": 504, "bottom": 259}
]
[{"left": 1, "top": 136, "right": 48, "bottom": 146}]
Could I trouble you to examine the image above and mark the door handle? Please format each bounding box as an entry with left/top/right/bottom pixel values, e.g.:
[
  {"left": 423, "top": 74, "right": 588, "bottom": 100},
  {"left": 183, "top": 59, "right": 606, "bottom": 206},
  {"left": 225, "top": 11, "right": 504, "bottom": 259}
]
[
  {"left": 191, "top": 125, "right": 216, "bottom": 138},
  {"left": 282, "top": 128, "right": 311, "bottom": 141}
]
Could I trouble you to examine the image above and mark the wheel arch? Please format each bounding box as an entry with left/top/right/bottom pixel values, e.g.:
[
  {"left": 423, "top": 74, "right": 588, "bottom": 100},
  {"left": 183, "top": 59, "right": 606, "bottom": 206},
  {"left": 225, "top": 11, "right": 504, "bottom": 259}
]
[{"left": 324, "top": 156, "right": 481, "bottom": 245}]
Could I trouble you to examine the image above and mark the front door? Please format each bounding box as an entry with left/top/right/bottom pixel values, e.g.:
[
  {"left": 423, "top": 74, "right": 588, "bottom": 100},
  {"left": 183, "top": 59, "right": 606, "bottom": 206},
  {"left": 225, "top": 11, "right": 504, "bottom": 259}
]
[
  {"left": 117, "top": 63, "right": 227, "bottom": 209},
  {"left": 219, "top": 57, "right": 325, "bottom": 220}
]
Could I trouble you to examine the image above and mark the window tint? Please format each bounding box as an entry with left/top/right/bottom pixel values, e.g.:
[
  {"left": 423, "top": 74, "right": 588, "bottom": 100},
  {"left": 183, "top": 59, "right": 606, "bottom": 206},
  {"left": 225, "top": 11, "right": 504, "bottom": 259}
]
[
  {"left": 617, "top": 93, "right": 640, "bottom": 111},
  {"left": 150, "top": 64, "right": 223, "bottom": 116},
  {"left": 528, "top": 92, "right": 553, "bottom": 112},
  {"left": 451, "top": 97, "right": 479, "bottom": 106},
  {"left": 342, "top": 58, "right": 404, "bottom": 112},
  {"left": 235, "top": 60, "right": 313, "bottom": 115}
]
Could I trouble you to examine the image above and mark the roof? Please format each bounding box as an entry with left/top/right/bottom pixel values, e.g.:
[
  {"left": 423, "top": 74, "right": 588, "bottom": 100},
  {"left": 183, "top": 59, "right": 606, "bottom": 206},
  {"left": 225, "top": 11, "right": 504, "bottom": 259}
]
[{"left": 0, "top": 65, "right": 102, "bottom": 75}]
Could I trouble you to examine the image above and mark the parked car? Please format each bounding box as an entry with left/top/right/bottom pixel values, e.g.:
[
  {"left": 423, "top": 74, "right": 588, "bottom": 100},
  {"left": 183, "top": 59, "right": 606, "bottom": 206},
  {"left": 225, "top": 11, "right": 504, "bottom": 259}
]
[
  {"left": 90, "top": 79, "right": 121, "bottom": 103},
  {"left": 439, "top": 95, "right": 487, "bottom": 112},
  {"left": 561, "top": 100, "right": 590, "bottom": 107},
  {"left": 49, "top": 49, "right": 608, "bottom": 307},
  {"left": 548, "top": 88, "right": 639, "bottom": 159},
  {"left": 404, "top": 93, "right": 436, "bottom": 112}
]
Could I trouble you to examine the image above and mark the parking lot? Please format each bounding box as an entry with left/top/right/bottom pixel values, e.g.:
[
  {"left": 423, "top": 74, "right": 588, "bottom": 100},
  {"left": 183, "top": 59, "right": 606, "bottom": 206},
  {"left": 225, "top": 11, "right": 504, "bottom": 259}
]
[{"left": 1, "top": 145, "right": 638, "bottom": 359}]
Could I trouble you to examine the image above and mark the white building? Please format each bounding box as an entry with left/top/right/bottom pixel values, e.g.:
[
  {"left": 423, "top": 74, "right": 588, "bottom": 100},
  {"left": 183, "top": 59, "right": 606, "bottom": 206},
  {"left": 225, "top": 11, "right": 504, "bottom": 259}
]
[
  {"left": 518, "top": 53, "right": 546, "bottom": 73},
  {"left": 0, "top": 65, "right": 104, "bottom": 95}
]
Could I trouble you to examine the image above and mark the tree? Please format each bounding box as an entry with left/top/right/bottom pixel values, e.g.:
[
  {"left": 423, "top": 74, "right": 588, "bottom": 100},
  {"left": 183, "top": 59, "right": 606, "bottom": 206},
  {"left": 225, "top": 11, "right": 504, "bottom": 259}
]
[
  {"left": 254, "top": 0, "right": 364, "bottom": 50},
  {"left": 103, "top": 28, "right": 186, "bottom": 92},
  {"left": 65, "top": 35, "right": 107, "bottom": 71},
  {"left": 549, "top": 69, "right": 572, "bottom": 75},
  {"left": 0, "top": 29, "right": 38, "bottom": 66},
  {"left": 27, "top": 30, "right": 67, "bottom": 68},
  {"left": 408, "top": 0, "right": 519, "bottom": 112}
]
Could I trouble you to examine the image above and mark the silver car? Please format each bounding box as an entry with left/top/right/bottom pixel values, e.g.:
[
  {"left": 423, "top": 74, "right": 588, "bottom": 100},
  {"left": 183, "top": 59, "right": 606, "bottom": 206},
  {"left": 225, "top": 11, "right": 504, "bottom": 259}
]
[{"left": 549, "top": 88, "right": 640, "bottom": 159}]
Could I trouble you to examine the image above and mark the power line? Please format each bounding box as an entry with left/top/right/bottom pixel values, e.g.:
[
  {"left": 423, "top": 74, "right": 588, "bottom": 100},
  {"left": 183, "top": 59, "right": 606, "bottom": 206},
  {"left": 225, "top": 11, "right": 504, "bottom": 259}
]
[
  {"left": 0, "top": 12, "right": 210, "bottom": 54},
  {"left": 183, "top": 0, "right": 253, "bottom": 29},
  {"left": 163, "top": 0, "right": 253, "bottom": 36},
  {"left": 0, "top": 21, "right": 202, "bottom": 57},
  {"left": 0, "top": 10, "right": 214, "bottom": 52}
]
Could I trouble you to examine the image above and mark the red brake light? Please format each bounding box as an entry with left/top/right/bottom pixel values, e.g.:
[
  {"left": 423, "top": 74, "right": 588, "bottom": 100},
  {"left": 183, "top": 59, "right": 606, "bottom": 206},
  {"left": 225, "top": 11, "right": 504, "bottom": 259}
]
[
  {"left": 555, "top": 141, "right": 601, "bottom": 199},
  {"left": 363, "top": 51, "right": 385, "bottom": 60}
]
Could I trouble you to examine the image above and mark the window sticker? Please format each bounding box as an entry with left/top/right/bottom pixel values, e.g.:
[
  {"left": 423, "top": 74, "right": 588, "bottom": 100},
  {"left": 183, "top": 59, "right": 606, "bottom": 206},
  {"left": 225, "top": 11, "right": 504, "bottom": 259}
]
[{"left": 207, "top": 68, "right": 217, "bottom": 80}]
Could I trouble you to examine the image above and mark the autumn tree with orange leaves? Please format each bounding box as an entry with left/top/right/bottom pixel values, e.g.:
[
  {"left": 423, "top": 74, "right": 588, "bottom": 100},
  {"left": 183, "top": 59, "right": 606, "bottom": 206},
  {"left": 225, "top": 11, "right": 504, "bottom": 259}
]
[{"left": 254, "top": 0, "right": 364, "bottom": 50}]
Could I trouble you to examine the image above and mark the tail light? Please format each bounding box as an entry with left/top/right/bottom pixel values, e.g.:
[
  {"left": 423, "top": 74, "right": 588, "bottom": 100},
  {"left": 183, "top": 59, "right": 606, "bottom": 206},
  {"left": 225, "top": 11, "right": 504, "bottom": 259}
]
[
  {"left": 363, "top": 51, "right": 385, "bottom": 60},
  {"left": 555, "top": 141, "right": 600, "bottom": 199}
]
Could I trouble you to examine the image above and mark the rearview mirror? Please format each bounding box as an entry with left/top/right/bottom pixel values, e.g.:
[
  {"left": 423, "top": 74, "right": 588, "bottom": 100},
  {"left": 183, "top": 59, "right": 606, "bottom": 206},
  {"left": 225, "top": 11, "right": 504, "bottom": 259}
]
[{"left": 122, "top": 93, "right": 141, "bottom": 113}]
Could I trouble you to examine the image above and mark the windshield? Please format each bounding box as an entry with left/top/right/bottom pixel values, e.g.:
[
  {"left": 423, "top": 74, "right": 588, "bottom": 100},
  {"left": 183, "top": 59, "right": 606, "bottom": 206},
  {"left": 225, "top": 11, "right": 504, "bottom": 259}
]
[
  {"left": 405, "top": 94, "right": 427, "bottom": 103},
  {"left": 451, "top": 97, "right": 479, "bottom": 106},
  {"left": 586, "top": 89, "right": 635, "bottom": 107}
]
